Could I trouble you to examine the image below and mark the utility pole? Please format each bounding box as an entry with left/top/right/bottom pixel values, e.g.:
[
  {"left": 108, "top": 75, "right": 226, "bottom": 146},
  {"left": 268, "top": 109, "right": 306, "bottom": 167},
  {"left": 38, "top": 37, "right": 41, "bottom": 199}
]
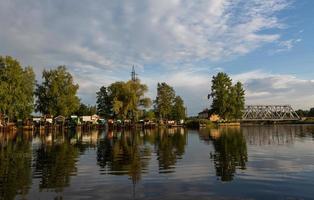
[{"left": 131, "top": 65, "right": 137, "bottom": 81}]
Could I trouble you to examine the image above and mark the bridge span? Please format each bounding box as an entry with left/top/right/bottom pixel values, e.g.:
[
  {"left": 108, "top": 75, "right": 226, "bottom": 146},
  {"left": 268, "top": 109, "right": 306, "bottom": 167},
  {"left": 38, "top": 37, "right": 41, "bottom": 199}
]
[{"left": 242, "top": 105, "right": 300, "bottom": 122}]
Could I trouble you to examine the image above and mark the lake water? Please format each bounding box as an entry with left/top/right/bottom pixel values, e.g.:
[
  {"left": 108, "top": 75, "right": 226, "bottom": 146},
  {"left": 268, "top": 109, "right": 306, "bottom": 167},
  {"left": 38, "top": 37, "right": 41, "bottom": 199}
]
[{"left": 1, "top": 125, "right": 314, "bottom": 200}]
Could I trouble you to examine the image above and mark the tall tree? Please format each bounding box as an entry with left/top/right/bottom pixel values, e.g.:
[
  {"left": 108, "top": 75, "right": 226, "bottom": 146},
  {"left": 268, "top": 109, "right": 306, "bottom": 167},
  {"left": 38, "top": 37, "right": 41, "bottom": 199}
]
[
  {"left": 232, "top": 82, "right": 245, "bottom": 119},
  {"left": 75, "top": 103, "right": 96, "bottom": 116},
  {"left": 155, "top": 83, "right": 175, "bottom": 120},
  {"left": 0, "top": 56, "right": 35, "bottom": 121},
  {"left": 172, "top": 96, "right": 186, "bottom": 120},
  {"left": 209, "top": 72, "right": 232, "bottom": 119},
  {"left": 209, "top": 73, "right": 245, "bottom": 120},
  {"left": 127, "top": 80, "right": 151, "bottom": 118},
  {"left": 96, "top": 86, "right": 113, "bottom": 118},
  {"left": 100, "top": 79, "right": 151, "bottom": 120},
  {"left": 308, "top": 108, "right": 314, "bottom": 117},
  {"left": 143, "top": 109, "right": 156, "bottom": 120},
  {"left": 35, "top": 66, "right": 80, "bottom": 117}
]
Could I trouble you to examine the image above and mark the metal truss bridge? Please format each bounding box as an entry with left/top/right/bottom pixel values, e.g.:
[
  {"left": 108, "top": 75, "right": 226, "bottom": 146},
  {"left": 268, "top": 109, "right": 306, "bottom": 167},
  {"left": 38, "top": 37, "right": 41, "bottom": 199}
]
[{"left": 242, "top": 105, "right": 300, "bottom": 121}]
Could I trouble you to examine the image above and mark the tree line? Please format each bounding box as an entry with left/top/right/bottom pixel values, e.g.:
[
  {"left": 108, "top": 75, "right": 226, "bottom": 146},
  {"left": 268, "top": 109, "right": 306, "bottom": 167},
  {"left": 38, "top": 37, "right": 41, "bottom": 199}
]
[
  {"left": 295, "top": 108, "right": 314, "bottom": 118},
  {"left": 0, "top": 55, "right": 186, "bottom": 123},
  {"left": 96, "top": 80, "right": 186, "bottom": 122}
]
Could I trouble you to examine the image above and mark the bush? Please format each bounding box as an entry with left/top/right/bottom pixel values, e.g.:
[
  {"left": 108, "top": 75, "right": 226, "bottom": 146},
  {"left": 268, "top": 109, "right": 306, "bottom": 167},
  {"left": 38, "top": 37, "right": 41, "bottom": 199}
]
[{"left": 185, "top": 118, "right": 214, "bottom": 128}]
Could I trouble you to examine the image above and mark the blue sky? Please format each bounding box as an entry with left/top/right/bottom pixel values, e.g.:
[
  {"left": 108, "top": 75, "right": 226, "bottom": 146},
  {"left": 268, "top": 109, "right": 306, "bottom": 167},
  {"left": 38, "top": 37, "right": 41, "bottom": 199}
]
[{"left": 0, "top": 0, "right": 313, "bottom": 115}]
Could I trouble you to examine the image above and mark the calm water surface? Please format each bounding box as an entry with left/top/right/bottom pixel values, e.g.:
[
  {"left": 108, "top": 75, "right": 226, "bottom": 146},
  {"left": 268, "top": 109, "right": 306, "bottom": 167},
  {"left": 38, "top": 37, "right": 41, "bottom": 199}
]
[{"left": 1, "top": 125, "right": 314, "bottom": 200}]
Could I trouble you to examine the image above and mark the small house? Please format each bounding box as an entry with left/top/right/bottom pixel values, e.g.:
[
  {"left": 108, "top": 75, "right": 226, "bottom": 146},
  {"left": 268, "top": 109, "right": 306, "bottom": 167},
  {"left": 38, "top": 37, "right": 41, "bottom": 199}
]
[
  {"left": 70, "top": 115, "right": 81, "bottom": 125},
  {"left": 81, "top": 116, "right": 92, "bottom": 123},
  {"left": 0, "top": 113, "right": 5, "bottom": 126},
  {"left": 98, "top": 118, "right": 106, "bottom": 125},
  {"left": 209, "top": 114, "right": 220, "bottom": 122},
  {"left": 198, "top": 109, "right": 210, "bottom": 119},
  {"left": 124, "top": 119, "right": 131, "bottom": 124},
  {"left": 33, "top": 116, "right": 42, "bottom": 123},
  {"left": 167, "top": 120, "right": 176, "bottom": 125},
  {"left": 32, "top": 116, "right": 43, "bottom": 126},
  {"left": 54, "top": 115, "right": 66, "bottom": 124},
  {"left": 44, "top": 114, "right": 54, "bottom": 124},
  {"left": 107, "top": 119, "right": 114, "bottom": 125},
  {"left": 91, "top": 114, "right": 100, "bottom": 124}
]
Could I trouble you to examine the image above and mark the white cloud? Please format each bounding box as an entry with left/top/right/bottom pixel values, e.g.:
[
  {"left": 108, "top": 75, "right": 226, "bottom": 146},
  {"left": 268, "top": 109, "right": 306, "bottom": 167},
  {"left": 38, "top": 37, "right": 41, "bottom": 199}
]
[
  {"left": 273, "top": 38, "right": 302, "bottom": 53},
  {"left": 232, "top": 70, "right": 314, "bottom": 109},
  {"left": 0, "top": 0, "right": 304, "bottom": 115},
  {"left": 0, "top": 0, "right": 291, "bottom": 69}
]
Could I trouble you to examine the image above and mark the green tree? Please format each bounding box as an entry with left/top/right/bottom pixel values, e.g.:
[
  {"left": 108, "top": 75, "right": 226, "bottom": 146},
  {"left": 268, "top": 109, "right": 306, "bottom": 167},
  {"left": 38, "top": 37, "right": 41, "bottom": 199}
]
[
  {"left": 96, "top": 86, "right": 113, "bottom": 118},
  {"left": 75, "top": 103, "right": 96, "bottom": 116},
  {"left": 35, "top": 66, "right": 80, "bottom": 117},
  {"left": 209, "top": 72, "right": 232, "bottom": 119},
  {"left": 104, "top": 79, "right": 151, "bottom": 120},
  {"left": 209, "top": 73, "right": 245, "bottom": 120},
  {"left": 296, "top": 109, "right": 309, "bottom": 117},
  {"left": 143, "top": 109, "right": 156, "bottom": 120},
  {"left": 0, "top": 56, "right": 35, "bottom": 121},
  {"left": 232, "top": 82, "right": 245, "bottom": 119},
  {"left": 172, "top": 96, "right": 186, "bottom": 120},
  {"left": 308, "top": 108, "right": 314, "bottom": 117},
  {"left": 155, "top": 83, "right": 175, "bottom": 120}
]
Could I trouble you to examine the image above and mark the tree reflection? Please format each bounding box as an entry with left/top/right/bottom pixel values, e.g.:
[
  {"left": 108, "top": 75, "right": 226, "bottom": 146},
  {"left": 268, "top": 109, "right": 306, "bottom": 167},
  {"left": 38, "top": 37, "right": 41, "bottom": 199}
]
[
  {"left": 34, "top": 132, "right": 79, "bottom": 192},
  {"left": 0, "top": 132, "right": 32, "bottom": 200},
  {"left": 155, "top": 128, "right": 187, "bottom": 171},
  {"left": 208, "top": 128, "right": 248, "bottom": 182},
  {"left": 97, "top": 128, "right": 188, "bottom": 183},
  {"left": 97, "top": 130, "right": 151, "bottom": 184}
]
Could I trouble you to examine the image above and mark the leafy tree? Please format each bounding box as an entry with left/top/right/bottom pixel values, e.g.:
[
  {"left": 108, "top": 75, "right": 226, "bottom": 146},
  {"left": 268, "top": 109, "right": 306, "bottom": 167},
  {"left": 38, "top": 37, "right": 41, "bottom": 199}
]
[
  {"left": 229, "top": 82, "right": 245, "bottom": 119},
  {"left": 96, "top": 86, "right": 113, "bottom": 118},
  {"left": 75, "top": 103, "right": 96, "bottom": 116},
  {"left": 143, "top": 109, "right": 156, "bottom": 120},
  {"left": 0, "top": 56, "right": 35, "bottom": 121},
  {"left": 296, "top": 109, "right": 309, "bottom": 117},
  {"left": 35, "top": 66, "right": 80, "bottom": 117},
  {"left": 123, "top": 79, "right": 151, "bottom": 120},
  {"left": 209, "top": 73, "right": 245, "bottom": 120},
  {"left": 308, "top": 108, "right": 314, "bottom": 117},
  {"left": 172, "top": 96, "right": 186, "bottom": 120},
  {"left": 209, "top": 72, "right": 232, "bottom": 119},
  {"left": 99, "top": 79, "right": 151, "bottom": 120},
  {"left": 155, "top": 83, "right": 176, "bottom": 120}
]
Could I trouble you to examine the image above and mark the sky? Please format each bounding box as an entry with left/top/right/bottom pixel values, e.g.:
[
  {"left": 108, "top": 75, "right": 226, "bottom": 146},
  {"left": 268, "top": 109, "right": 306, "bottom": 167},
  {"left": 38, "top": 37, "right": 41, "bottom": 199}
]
[{"left": 0, "top": 0, "right": 314, "bottom": 116}]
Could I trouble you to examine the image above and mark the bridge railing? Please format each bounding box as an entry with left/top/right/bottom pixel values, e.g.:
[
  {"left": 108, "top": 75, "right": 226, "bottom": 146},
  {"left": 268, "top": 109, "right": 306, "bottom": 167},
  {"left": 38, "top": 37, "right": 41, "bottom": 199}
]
[{"left": 242, "top": 105, "right": 300, "bottom": 121}]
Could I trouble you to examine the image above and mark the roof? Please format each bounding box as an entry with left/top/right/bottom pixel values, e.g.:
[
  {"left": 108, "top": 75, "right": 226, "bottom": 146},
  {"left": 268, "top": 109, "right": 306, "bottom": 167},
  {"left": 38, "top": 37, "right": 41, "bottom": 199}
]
[{"left": 198, "top": 109, "right": 210, "bottom": 115}]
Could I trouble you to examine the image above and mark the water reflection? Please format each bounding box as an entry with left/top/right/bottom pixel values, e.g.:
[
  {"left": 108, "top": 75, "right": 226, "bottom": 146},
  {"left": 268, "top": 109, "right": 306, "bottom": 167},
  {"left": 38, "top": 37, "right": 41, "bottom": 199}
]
[
  {"left": 34, "top": 138, "right": 79, "bottom": 192},
  {"left": 0, "top": 132, "right": 32, "bottom": 200},
  {"left": 96, "top": 128, "right": 187, "bottom": 184},
  {"left": 97, "top": 130, "right": 152, "bottom": 184},
  {"left": 155, "top": 128, "right": 187, "bottom": 172},
  {"left": 0, "top": 125, "right": 314, "bottom": 199},
  {"left": 199, "top": 127, "right": 248, "bottom": 181}
]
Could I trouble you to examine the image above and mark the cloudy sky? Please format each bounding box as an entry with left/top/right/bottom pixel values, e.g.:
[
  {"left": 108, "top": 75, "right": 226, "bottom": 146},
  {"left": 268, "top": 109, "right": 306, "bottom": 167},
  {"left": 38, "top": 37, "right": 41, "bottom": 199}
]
[{"left": 1, "top": 0, "right": 313, "bottom": 115}]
